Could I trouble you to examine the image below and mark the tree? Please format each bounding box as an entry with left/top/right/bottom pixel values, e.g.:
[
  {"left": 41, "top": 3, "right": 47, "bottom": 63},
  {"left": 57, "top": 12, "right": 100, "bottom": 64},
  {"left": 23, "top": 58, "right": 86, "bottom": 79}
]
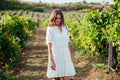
[{"left": 82, "top": 0, "right": 87, "bottom": 4}]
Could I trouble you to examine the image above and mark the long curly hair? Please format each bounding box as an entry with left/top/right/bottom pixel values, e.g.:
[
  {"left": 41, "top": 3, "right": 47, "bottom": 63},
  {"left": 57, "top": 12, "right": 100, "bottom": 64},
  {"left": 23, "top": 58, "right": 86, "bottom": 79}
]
[{"left": 49, "top": 9, "right": 65, "bottom": 26}]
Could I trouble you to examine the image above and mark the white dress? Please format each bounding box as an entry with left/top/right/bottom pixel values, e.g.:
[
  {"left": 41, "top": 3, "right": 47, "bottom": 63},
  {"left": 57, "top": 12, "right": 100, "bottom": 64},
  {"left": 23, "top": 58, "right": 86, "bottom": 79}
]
[{"left": 46, "top": 25, "right": 76, "bottom": 78}]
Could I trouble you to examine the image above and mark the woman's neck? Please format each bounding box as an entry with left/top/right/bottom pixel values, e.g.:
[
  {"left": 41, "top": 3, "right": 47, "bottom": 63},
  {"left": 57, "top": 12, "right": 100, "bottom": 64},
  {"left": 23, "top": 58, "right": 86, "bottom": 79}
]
[{"left": 55, "top": 24, "right": 63, "bottom": 32}]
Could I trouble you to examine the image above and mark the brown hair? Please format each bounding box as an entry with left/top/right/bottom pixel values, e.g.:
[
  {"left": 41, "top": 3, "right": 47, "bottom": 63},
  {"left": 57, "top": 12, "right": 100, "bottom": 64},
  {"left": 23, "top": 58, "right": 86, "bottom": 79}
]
[{"left": 49, "top": 9, "right": 64, "bottom": 26}]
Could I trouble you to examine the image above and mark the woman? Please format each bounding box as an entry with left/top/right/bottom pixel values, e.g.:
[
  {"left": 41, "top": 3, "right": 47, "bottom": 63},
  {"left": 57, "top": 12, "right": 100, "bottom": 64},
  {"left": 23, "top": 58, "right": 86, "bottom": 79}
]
[{"left": 46, "top": 9, "right": 76, "bottom": 80}]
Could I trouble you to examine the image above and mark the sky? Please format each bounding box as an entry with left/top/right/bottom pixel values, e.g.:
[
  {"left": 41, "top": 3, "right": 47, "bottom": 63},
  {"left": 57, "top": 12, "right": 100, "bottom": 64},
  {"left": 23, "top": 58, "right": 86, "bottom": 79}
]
[{"left": 22, "top": 0, "right": 114, "bottom": 4}]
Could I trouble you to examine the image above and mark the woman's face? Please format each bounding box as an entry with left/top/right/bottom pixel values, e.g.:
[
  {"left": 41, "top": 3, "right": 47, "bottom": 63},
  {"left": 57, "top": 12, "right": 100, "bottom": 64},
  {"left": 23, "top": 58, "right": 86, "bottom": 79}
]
[{"left": 55, "top": 14, "right": 62, "bottom": 26}]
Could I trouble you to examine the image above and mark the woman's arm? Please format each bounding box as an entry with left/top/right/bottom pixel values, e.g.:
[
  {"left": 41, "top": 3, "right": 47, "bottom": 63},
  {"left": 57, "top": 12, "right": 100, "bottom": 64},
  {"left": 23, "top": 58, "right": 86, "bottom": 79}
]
[
  {"left": 48, "top": 43, "right": 56, "bottom": 70},
  {"left": 48, "top": 43, "right": 54, "bottom": 61}
]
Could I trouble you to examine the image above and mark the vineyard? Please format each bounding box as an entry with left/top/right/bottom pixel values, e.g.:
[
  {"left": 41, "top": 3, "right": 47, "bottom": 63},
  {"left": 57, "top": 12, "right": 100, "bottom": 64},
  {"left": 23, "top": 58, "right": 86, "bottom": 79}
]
[{"left": 0, "top": 0, "right": 120, "bottom": 80}]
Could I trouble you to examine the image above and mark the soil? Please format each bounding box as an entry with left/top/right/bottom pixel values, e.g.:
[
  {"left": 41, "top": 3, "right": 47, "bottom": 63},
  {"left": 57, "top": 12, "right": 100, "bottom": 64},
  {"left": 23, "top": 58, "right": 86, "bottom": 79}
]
[{"left": 16, "top": 27, "right": 120, "bottom": 80}]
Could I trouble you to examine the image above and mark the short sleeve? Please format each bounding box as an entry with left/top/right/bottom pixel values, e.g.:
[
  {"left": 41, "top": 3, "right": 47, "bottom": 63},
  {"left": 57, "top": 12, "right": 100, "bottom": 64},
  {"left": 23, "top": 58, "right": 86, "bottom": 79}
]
[{"left": 46, "top": 27, "right": 54, "bottom": 45}]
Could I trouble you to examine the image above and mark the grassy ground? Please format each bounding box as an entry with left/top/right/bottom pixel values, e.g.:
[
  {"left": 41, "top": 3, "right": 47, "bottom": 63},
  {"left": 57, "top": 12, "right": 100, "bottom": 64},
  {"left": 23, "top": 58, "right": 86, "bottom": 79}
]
[{"left": 16, "top": 25, "right": 120, "bottom": 80}]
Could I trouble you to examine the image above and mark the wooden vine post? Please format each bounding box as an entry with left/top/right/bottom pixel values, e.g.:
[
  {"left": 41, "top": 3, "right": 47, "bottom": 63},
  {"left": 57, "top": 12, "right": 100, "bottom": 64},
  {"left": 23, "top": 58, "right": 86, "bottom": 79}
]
[{"left": 108, "top": 41, "right": 118, "bottom": 73}]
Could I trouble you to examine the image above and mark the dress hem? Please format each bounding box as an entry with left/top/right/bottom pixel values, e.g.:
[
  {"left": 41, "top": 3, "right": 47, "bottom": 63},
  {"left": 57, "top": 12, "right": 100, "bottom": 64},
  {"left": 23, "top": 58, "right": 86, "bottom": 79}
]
[{"left": 47, "top": 73, "right": 76, "bottom": 78}]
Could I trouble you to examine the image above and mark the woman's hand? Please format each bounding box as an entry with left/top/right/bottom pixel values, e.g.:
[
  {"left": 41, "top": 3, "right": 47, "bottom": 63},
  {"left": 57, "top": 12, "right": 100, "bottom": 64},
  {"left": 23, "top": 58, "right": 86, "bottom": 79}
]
[{"left": 51, "top": 60, "right": 56, "bottom": 70}]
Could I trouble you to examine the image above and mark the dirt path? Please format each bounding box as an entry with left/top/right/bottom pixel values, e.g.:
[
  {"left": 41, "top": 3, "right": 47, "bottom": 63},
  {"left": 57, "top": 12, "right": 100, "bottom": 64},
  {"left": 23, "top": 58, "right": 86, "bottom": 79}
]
[
  {"left": 17, "top": 26, "right": 92, "bottom": 80},
  {"left": 18, "top": 27, "right": 48, "bottom": 80},
  {"left": 17, "top": 26, "right": 120, "bottom": 80},
  {"left": 16, "top": 11, "right": 96, "bottom": 80}
]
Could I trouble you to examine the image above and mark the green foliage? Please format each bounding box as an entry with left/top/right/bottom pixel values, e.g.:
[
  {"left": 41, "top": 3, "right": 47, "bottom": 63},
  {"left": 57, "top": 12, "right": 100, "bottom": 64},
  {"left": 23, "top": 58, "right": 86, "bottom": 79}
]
[
  {"left": 92, "top": 63, "right": 108, "bottom": 69},
  {"left": 65, "top": 14, "right": 82, "bottom": 48},
  {"left": 0, "top": 0, "right": 44, "bottom": 12},
  {"left": 42, "top": 19, "right": 49, "bottom": 28},
  {"left": 0, "top": 13, "right": 37, "bottom": 79},
  {"left": 79, "top": 9, "right": 91, "bottom": 13},
  {"left": 81, "top": 8, "right": 120, "bottom": 56},
  {"left": 112, "top": 0, "right": 120, "bottom": 10},
  {"left": 0, "top": 71, "right": 17, "bottom": 80},
  {"left": 65, "top": 1, "right": 120, "bottom": 58},
  {"left": 42, "top": 13, "right": 50, "bottom": 28},
  {"left": 31, "top": 7, "right": 44, "bottom": 12}
]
